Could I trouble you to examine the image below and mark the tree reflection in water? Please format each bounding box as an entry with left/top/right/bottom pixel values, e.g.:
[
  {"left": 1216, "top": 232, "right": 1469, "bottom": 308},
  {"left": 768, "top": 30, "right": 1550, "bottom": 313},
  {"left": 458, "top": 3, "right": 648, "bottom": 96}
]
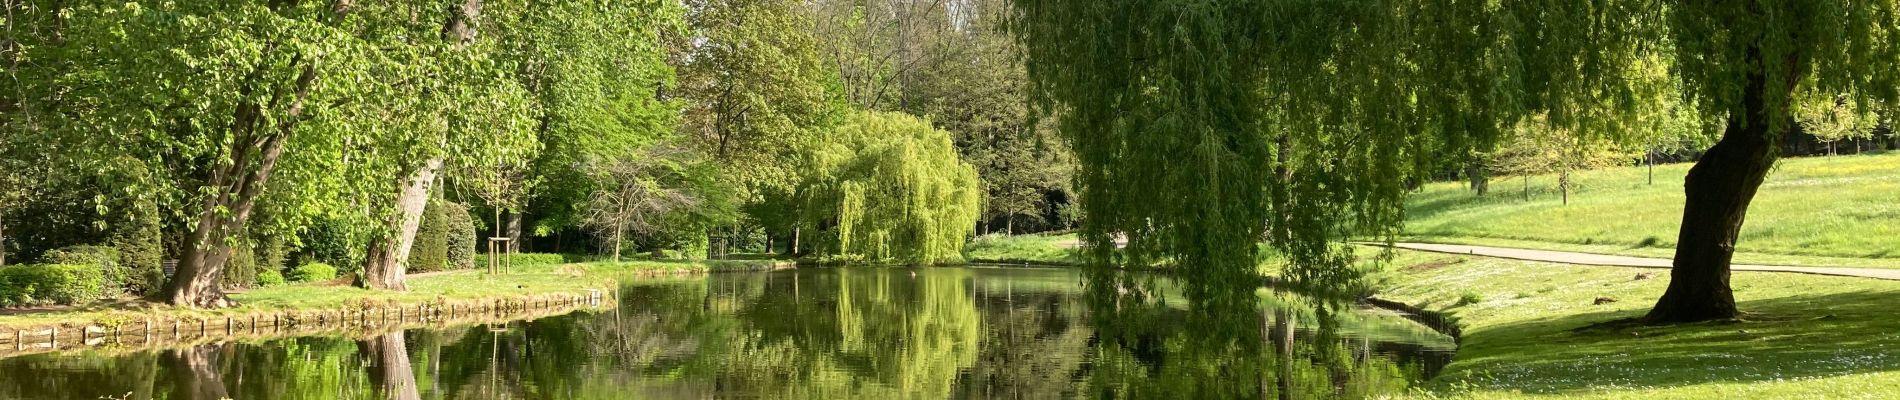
[{"left": 0, "top": 267, "right": 1449, "bottom": 399}]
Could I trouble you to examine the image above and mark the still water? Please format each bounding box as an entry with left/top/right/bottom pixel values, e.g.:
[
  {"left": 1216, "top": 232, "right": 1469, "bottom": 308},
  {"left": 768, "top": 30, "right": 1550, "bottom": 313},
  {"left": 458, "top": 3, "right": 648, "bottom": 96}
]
[{"left": 0, "top": 267, "right": 1453, "bottom": 399}]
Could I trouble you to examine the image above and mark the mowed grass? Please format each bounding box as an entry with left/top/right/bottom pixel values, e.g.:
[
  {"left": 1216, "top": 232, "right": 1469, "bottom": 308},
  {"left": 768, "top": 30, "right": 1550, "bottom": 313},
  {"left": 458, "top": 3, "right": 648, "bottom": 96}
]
[
  {"left": 964, "top": 233, "right": 1082, "bottom": 264},
  {"left": 1376, "top": 250, "right": 1900, "bottom": 399},
  {"left": 1403, "top": 152, "right": 1900, "bottom": 266},
  {"left": 0, "top": 259, "right": 783, "bottom": 329}
]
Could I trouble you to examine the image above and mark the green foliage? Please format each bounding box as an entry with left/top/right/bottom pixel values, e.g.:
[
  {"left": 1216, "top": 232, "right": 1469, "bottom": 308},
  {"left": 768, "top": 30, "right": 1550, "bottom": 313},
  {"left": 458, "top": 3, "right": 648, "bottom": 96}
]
[
  {"left": 409, "top": 200, "right": 454, "bottom": 272},
  {"left": 41, "top": 246, "right": 120, "bottom": 291},
  {"left": 1010, "top": 0, "right": 1900, "bottom": 298},
  {"left": 108, "top": 198, "right": 166, "bottom": 296},
  {"left": 474, "top": 253, "right": 570, "bottom": 268},
  {"left": 289, "top": 262, "right": 338, "bottom": 283},
  {"left": 795, "top": 112, "right": 982, "bottom": 264},
  {"left": 444, "top": 202, "right": 478, "bottom": 270},
  {"left": 0, "top": 264, "right": 108, "bottom": 306},
  {"left": 256, "top": 268, "right": 288, "bottom": 287},
  {"left": 223, "top": 241, "right": 259, "bottom": 289}
]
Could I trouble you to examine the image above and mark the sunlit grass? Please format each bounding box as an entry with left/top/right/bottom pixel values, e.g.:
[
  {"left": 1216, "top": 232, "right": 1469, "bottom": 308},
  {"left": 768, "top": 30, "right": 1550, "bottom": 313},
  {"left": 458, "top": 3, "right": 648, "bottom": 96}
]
[
  {"left": 964, "top": 232, "right": 1082, "bottom": 264},
  {"left": 0, "top": 259, "right": 785, "bottom": 329},
  {"left": 1404, "top": 152, "right": 1900, "bottom": 266},
  {"left": 1377, "top": 250, "right": 1900, "bottom": 399}
]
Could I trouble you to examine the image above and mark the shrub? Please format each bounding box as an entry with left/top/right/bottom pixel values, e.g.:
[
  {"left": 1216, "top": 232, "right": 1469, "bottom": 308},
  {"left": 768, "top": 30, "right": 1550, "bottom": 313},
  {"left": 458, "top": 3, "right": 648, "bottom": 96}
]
[
  {"left": 289, "top": 262, "right": 338, "bottom": 282},
  {"left": 445, "top": 202, "right": 477, "bottom": 270},
  {"left": 255, "top": 268, "right": 287, "bottom": 287},
  {"left": 0, "top": 264, "right": 108, "bottom": 306},
  {"left": 108, "top": 199, "right": 165, "bottom": 296},
  {"left": 408, "top": 200, "right": 452, "bottom": 272},
  {"left": 41, "top": 246, "right": 121, "bottom": 295},
  {"left": 221, "top": 241, "right": 258, "bottom": 288}
]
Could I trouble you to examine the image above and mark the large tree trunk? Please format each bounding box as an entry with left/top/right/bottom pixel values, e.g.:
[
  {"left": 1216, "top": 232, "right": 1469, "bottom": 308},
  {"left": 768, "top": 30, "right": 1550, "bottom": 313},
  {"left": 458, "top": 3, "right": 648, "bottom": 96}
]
[
  {"left": 163, "top": 344, "right": 231, "bottom": 400},
  {"left": 168, "top": 63, "right": 312, "bottom": 308},
  {"left": 1645, "top": 50, "right": 1798, "bottom": 323},
  {"left": 1, "top": 216, "right": 7, "bottom": 267},
  {"left": 363, "top": 158, "right": 442, "bottom": 291},
  {"left": 361, "top": 332, "right": 422, "bottom": 400},
  {"left": 361, "top": 0, "right": 479, "bottom": 290}
]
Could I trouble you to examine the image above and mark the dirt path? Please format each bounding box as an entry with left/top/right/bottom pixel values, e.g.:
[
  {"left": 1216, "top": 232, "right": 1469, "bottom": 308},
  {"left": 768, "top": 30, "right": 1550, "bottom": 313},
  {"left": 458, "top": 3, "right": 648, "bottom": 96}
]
[{"left": 1382, "top": 242, "right": 1900, "bottom": 281}]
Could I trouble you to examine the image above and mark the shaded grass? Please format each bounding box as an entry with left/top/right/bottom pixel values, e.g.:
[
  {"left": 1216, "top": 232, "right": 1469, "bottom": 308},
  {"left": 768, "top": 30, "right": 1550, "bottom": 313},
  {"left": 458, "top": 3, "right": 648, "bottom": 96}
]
[
  {"left": 1404, "top": 153, "right": 1900, "bottom": 266},
  {"left": 0, "top": 259, "right": 786, "bottom": 330},
  {"left": 1377, "top": 250, "right": 1900, "bottom": 399}
]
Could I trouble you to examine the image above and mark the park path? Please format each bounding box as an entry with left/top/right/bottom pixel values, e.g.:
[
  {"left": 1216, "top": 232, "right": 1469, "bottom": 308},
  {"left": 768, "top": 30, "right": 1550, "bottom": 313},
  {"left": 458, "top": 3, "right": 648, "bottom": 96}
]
[{"left": 1384, "top": 242, "right": 1900, "bottom": 281}]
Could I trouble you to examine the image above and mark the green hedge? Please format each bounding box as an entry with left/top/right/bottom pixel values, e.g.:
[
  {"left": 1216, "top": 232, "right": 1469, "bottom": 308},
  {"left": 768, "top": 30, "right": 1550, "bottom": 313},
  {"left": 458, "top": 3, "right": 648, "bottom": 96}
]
[
  {"left": 41, "top": 245, "right": 125, "bottom": 296},
  {"left": 445, "top": 203, "right": 477, "bottom": 270},
  {"left": 289, "top": 262, "right": 338, "bottom": 282},
  {"left": 0, "top": 264, "right": 108, "bottom": 306},
  {"left": 473, "top": 253, "right": 570, "bottom": 268}
]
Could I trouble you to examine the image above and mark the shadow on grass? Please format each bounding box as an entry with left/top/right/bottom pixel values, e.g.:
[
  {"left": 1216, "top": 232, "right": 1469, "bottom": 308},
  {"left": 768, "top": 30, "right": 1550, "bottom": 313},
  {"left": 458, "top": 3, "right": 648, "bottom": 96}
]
[{"left": 1433, "top": 289, "right": 1900, "bottom": 394}]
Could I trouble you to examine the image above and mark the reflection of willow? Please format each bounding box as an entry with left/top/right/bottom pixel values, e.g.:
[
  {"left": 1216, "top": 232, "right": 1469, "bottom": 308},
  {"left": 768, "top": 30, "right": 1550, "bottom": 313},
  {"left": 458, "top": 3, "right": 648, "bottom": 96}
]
[
  {"left": 688, "top": 268, "right": 984, "bottom": 398},
  {"left": 1080, "top": 269, "right": 1423, "bottom": 399}
]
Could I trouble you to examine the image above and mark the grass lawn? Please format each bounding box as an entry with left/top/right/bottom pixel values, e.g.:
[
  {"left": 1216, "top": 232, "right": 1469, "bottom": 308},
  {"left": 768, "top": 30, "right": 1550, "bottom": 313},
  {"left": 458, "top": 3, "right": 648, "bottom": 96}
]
[
  {"left": 964, "top": 232, "right": 1082, "bottom": 264},
  {"left": 0, "top": 259, "right": 785, "bottom": 330},
  {"left": 1403, "top": 152, "right": 1900, "bottom": 267},
  {"left": 1376, "top": 250, "right": 1900, "bottom": 399}
]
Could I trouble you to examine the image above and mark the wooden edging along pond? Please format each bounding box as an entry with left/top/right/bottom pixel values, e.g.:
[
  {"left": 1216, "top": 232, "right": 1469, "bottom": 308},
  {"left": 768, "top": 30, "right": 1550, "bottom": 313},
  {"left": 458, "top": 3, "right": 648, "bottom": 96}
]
[{"left": 0, "top": 289, "right": 613, "bottom": 360}]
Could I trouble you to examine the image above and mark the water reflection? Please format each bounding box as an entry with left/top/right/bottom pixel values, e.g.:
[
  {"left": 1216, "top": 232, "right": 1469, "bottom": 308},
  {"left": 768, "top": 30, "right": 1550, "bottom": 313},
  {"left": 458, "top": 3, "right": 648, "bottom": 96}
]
[{"left": 0, "top": 267, "right": 1451, "bottom": 399}]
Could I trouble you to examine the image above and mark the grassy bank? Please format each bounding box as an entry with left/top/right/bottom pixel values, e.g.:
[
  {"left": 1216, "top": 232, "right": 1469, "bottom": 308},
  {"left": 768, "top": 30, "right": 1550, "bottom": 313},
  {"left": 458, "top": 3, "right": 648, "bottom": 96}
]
[
  {"left": 0, "top": 259, "right": 788, "bottom": 331},
  {"left": 964, "top": 233, "right": 1082, "bottom": 265},
  {"left": 1376, "top": 250, "right": 1900, "bottom": 399},
  {"left": 1404, "top": 152, "right": 1900, "bottom": 267}
]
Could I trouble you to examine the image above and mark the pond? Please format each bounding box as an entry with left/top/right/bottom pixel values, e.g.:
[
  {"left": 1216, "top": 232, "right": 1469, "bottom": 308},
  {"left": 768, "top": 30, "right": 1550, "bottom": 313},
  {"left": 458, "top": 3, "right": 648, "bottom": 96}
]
[{"left": 0, "top": 267, "right": 1454, "bottom": 399}]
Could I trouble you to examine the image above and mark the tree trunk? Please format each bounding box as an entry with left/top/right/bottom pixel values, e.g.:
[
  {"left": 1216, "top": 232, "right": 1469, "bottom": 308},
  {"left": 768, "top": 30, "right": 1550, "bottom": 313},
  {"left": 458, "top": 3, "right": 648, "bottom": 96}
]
[
  {"left": 361, "top": 332, "right": 422, "bottom": 400},
  {"left": 1559, "top": 168, "right": 1570, "bottom": 206},
  {"left": 363, "top": 158, "right": 442, "bottom": 291},
  {"left": 506, "top": 211, "right": 522, "bottom": 253},
  {"left": 1646, "top": 50, "right": 1796, "bottom": 323},
  {"left": 1647, "top": 151, "right": 1655, "bottom": 185},
  {"left": 168, "top": 75, "right": 305, "bottom": 308},
  {"left": 1, "top": 215, "right": 7, "bottom": 267},
  {"left": 1521, "top": 176, "right": 1529, "bottom": 201},
  {"left": 1466, "top": 158, "right": 1488, "bottom": 196},
  {"left": 163, "top": 344, "right": 230, "bottom": 400},
  {"left": 611, "top": 221, "right": 624, "bottom": 262}
]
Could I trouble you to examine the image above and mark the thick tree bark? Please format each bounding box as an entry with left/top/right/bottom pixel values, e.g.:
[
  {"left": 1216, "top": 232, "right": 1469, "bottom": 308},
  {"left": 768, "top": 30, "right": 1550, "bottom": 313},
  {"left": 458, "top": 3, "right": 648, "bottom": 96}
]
[
  {"left": 361, "top": 332, "right": 422, "bottom": 400},
  {"left": 163, "top": 344, "right": 231, "bottom": 400},
  {"left": 1, "top": 215, "right": 7, "bottom": 267},
  {"left": 1646, "top": 51, "right": 1798, "bottom": 323},
  {"left": 363, "top": 157, "right": 442, "bottom": 291}
]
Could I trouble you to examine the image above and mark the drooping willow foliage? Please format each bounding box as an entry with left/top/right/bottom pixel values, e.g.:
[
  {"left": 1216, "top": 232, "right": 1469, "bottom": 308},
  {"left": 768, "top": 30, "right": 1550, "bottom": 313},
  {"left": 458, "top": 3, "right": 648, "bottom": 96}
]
[
  {"left": 796, "top": 112, "right": 983, "bottom": 264},
  {"left": 1010, "top": 0, "right": 1900, "bottom": 302}
]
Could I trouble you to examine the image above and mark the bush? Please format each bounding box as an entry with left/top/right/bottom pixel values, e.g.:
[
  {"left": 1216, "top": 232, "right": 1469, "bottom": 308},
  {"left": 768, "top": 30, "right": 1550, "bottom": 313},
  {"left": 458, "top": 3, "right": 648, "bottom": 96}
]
[
  {"left": 41, "top": 246, "right": 121, "bottom": 295},
  {"left": 221, "top": 241, "right": 258, "bottom": 288},
  {"left": 289, "top": 262, "right": 338, "bottom": 282},
  {"left": 409, "top": 200, "right": 453, "bottom": 272},
  {"left": 445, "top": 202, "right": 477, "bottom": 270},
  {"left": 0, "top": 264, "right": 108, "bottom": 306},
  {"left": 256, "top": 268, "right": 287, "bottom": 287},
  {"left": 109, "top": 198, "right": 165, "bottom": 296}
]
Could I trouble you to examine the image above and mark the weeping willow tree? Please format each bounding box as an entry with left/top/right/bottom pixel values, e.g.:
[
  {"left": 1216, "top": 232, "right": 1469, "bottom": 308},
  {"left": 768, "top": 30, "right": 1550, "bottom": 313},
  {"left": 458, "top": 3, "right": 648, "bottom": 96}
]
[
  {"left": 1012, "top": 1, "right": 1900, "bottom": 322},
  {"left": 795, "top": 112, "right": 983, "bottom": 264}
]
